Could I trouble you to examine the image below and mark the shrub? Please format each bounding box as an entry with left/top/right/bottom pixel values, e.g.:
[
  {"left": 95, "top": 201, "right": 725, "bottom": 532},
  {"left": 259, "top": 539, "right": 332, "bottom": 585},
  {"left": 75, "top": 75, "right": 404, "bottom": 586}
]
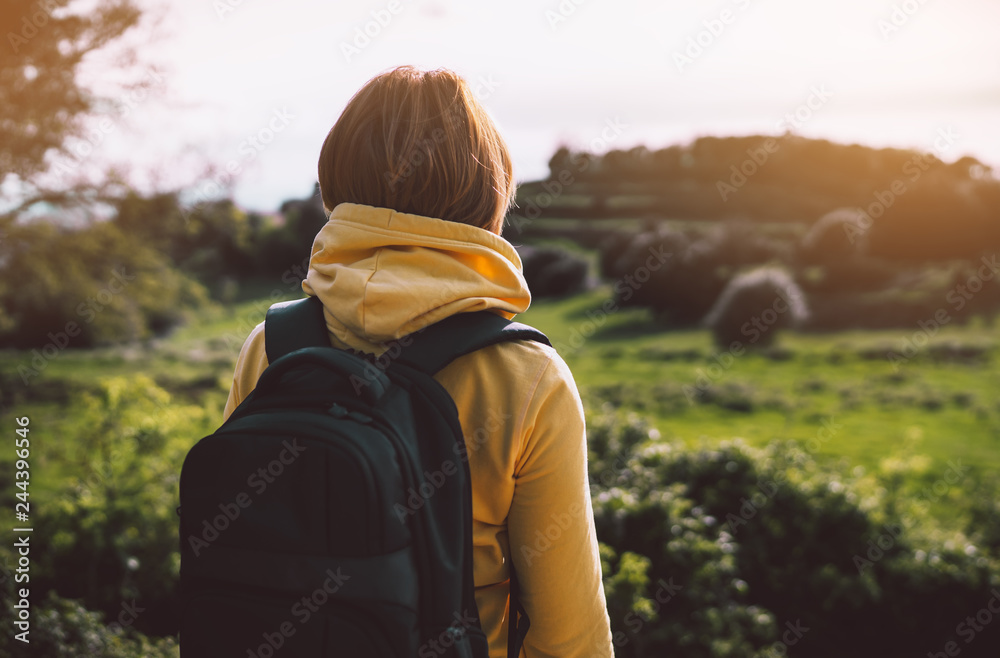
[
  {"left": 703, "top": 221, "right": 790, "bottom": 271},
  {"left": 0, "top": 220, "right": 212, "bottom": 348},
  {"left": 702, "top": 267, "right": 808, "bottom": 348},
  {"left": 28, "top": 376, "right": 211, "bottom": 636},
  {"left": 607, "top": 223, "right": 790, "bottom": 327},
  {"left": 517, "top": 245, "right": 589, "bottom": 298},
  {"left": 610, "top": 227, "right": 725, "bottom": 324},
  {"left": 588, "top": 413, "right": 1000, "bottom": 658},
  {"left": 799, "top": 208, "right": 870, "bottom": 264},
  {"left": 599, "top": 230, "right": 640, "bottom": 280},
  {"left": 0, "top": 590, "right": 178, "bottom": 658}
]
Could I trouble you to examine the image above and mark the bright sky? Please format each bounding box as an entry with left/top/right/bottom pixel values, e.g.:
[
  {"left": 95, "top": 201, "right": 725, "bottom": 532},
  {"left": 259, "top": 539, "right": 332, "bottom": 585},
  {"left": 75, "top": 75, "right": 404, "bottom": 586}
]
[{"left": 67, "top": 0, "right": 1000, "bottom": 211}]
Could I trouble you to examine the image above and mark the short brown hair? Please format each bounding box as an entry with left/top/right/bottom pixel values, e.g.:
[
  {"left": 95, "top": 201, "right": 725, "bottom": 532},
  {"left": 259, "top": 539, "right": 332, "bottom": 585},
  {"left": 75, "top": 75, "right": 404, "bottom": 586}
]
[{"left": 317, "top": 66, "right": 514, "bottom": 234}]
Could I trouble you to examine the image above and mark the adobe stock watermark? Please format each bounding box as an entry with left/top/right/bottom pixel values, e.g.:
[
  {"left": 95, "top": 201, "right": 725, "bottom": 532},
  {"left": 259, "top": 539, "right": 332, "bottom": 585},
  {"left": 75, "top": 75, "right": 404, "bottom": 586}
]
[
  {"left": 347, "top": 277, "right": 476, "bottom": 395},
  {"left": 854, "top": 459, "right": 969, "bottom": 575},
  {"left": 545, "top": 0, "right": 591, "bottom": 31},
  {"left": 853, "top": 522, "right": 904, "bottom": 575},
  {"left": 612, "top": 577, "right": 683, "bottom": 649},
  {"left": 214, "top": 0, "right": 248, "bottom": 20},
  {"left": 518, "top": 500, "right": 590, "bottom": 566},
  {"left": 393, "top": 409, "right": 512, "bottom": 522},
  {"left": 845, "top": 126, "right": 959, "bottom": 244},
  {"left": 508, "top": 115, "right": 628, "bottom": 235},
  {"left": 722, "top": 472, "right": 783, "bottom": 536},
  {"left": 590, "top": 446, "right": 634, "bottom": 495},
  {"left": 801, "top": 416, "right": 843, "bottom": 456},
  {"left": 183, "top": 107, "right": 295, "bottom": 222},
  {"left": 672, "top": 0, "right": 754, "bottom": 73},
  {"left": 682, "top": 290, "right": 800, "bottom": 404},
  {"left": 215, "top": 253, "right": 316, "bottom": 356},
  {"left": 717, "top": 84, "right": 834, "bottom": 201},
  {"left": 49, "top": 67, "right": 166, "bottom": 178},
  {"left": 382, "top": 74, "right": 500, "bottom": 188},
  {"left": 7, "top": 0, "right": 62, "bottom": 53},
  {"left": 106, "top": 598, "right": 145, "bottom": 636},
  {"left": 341, "top": 0, "right": 411, "bottom": 63},
  {"left": 551, "top": 243, "right": 671, "bottom": 356},
  {"left": 885, "top": 255, "right": 998, "bottom": 370},
  {"left": 912, "top": 459, "right": 970, "bottom": 513},
  {"left": 417, "top": 610, "right": 480, "bottom": 657},
  {"left": 186, "top": 439, "right": 307, "bottom": 557},
  {"left": 721, "top": 419, "right": 840, "bottom": 537},
  {"left": 760, "top": 619, "right": 810, "bottom": 657},
  {"left": 17, "top": 267, "right": 137, "bottom": 385},
  {"left": 877, "top": 0, "right": 932, "bottom": 40},
  {"left": 380, "top": 72, "right": 501, "bottom": 193},
  {"left": 383, "top": 107, "right": 462, "bottom": 194},
  {"left": 926, "top": 589, "right": 1000, "bottom": 657},
  {"left": 246, "top": 568, "right": 351, "bottom": 658}
]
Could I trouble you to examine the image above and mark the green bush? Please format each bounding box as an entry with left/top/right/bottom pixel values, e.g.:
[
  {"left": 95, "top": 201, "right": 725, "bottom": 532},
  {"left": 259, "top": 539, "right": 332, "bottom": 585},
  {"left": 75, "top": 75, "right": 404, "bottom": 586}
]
[
  {"left": 610, "top": 226, "right": 723, "bottom": 324},
  {"left": 588, "top": 413, "right": 1000, "bottom": 657},
  {"left": 702, "top": 267, "right": 807, "bottom": 349},
  {"left": 799, "top": 207, "right": 870, "bottom": 265},
  {"left": 519, "top": 245, "right": 590, "bottom": 298},
  {"left": 590, "top": 414, "right": 776, "bottom": 657},
  {"left": 0, "top": 219, "right": 211, "bottom": 348},
  {"left": 0, "top": 590, "right": 178, "bottom": 658},
  {"left": 605, "top": 223, "right": 788, "bottom": 327},
  {"left": 28, "top": 376, "right": 209, "bottom": 636}
]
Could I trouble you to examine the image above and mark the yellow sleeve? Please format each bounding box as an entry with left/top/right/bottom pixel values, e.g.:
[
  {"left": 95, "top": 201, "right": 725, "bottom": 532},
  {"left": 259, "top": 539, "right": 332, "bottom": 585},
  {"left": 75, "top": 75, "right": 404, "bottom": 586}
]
[
  {"left": 223, "top": 321, "right": 269, "bottom": 422},
  {"left": 508, "top": 353, "right": 614, "bottom": 658}
]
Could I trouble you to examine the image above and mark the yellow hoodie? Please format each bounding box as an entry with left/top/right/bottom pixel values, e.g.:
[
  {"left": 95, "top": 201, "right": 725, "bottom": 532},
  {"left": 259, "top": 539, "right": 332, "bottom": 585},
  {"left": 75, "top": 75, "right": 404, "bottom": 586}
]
[{"left": 223, "top": 203, "right": 614, "bottom": 657}]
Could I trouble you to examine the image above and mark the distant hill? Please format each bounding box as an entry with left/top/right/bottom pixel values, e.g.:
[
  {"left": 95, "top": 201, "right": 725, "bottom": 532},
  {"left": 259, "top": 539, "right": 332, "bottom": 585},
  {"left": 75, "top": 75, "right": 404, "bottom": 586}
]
[{"left": 514, "top": 135, "right": 1000, "bottom": 262}]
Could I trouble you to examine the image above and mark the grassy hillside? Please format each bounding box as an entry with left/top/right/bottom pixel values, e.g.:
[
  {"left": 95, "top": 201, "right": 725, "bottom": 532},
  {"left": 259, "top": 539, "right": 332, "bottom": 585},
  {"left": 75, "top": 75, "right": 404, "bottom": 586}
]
[
  {"left": 4, "top": 286, "right": 996, "bottom": 503},
  {"left": 518, "top": 289, "right": 1000, "bottom": 518}
]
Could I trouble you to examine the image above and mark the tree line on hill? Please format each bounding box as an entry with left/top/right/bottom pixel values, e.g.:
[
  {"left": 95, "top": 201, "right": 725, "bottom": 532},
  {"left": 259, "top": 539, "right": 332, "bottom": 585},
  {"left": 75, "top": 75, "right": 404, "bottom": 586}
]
[
  {"left": 513, "top": 137, "right": 1000, "bottom": 343},
  {"left": 516, "top": 136, "right": 1000, "bottom": 262},
  {"left": 0, "top": 188, "right": 330, "bottom": 350}
]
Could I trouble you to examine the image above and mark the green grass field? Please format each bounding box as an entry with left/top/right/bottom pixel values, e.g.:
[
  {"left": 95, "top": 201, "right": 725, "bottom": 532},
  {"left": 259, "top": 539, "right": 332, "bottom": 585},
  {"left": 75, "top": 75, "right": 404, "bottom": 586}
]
[
  {"left": 517, "top": 289, "right": 999, "bottom": 476},
  {"left": 2, "top": 287, "right": 997, "bottom": 524}
]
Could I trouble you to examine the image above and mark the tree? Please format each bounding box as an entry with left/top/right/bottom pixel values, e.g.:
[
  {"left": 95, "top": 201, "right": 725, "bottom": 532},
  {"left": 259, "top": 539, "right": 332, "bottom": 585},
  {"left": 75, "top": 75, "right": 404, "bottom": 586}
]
[{"left": 1, "top": 0, "right": 144, "bottom": 191}]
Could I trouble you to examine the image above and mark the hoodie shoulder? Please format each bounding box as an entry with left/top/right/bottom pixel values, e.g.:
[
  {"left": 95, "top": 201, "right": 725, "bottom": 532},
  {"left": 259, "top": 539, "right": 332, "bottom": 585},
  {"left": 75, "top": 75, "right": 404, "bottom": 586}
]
[{"left": 223, "top": 321, "right": 269, "bottom": 421}]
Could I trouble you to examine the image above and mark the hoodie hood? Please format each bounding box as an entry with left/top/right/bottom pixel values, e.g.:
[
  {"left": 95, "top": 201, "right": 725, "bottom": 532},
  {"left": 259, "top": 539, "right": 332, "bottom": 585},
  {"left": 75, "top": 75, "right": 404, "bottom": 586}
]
[{"left": 301, "top": 202, "right": 531, "bottom": 353}]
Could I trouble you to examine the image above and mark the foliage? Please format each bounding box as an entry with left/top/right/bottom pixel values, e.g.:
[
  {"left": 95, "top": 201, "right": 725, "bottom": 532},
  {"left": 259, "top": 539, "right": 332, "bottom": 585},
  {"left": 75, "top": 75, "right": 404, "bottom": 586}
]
[
  {"left": 27, "top": 375, "right": 209, "bottom": 636},
  {"left": 0, "top": 590, "right": 178, "bottom": 658},
  {"left": 589, "top": 413, "right": 1000, "bottom": 657},
  {"left": 520, "top": 136, "right": 1000, "bottom": 262},
  {"left": 0, "top": 218, "right": 212, "bottom": 348},
  {"left": 798, "top": 207, "right": 869, "bottom": 264},
  {"left": 1, "top": 287, "right": 998, "bottom": 655},
  {"left": 0, "top": 0, "right": 144, "bottom": 185},
  {"left": 702, "top": 267, "right": 808, "bottom": 348},
  {"left": 607, "top": 225, "right": 721, "bottom": 325},
  {"left": 518, "top": 245, "right": 590, "bottom": 298},
  {"left": 603, "top": 222, "right": 789, "bottom": 328},
  {"left": 0, "top": 185, "right": 334, "bottom": 347}
]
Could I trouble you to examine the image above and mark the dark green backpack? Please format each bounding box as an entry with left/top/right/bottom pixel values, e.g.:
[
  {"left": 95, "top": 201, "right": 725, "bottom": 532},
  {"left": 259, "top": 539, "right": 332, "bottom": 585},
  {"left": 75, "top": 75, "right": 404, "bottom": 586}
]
[{"left": 179, "top": 296, "right": 543, "bottom": 657}]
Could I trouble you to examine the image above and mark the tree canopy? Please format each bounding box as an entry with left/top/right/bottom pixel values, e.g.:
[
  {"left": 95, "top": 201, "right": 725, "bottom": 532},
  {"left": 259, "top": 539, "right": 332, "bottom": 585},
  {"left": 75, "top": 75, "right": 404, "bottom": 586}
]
[{"left": 1, "top": 0, "right": 143, "bottom": 189}]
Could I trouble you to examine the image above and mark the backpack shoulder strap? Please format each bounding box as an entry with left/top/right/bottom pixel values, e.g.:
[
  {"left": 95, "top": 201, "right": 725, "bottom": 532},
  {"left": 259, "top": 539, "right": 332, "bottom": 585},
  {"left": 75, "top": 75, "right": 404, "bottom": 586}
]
[
  {"left": 266, "top": 299, "right": 549, "bottom": 372},
  {"left": 396, "top": 310, "right": 550, "bottom": 374},
  {"left": 264, "top": 296, "right": 330, "bottom": 363},
  {"left": 507, "top": 568, "right": 530, "bottom": 658},
  {"left": 396, "top": 310, "right": 545, "bottom": 658}
]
